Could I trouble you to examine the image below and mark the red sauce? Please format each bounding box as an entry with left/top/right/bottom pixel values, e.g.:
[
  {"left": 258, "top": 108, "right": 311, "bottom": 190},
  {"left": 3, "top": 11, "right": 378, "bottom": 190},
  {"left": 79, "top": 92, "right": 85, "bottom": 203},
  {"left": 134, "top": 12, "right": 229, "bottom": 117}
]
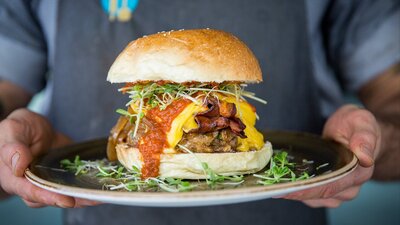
[{"left": 138, "top": 99, "right": 191, "bottom": 178}]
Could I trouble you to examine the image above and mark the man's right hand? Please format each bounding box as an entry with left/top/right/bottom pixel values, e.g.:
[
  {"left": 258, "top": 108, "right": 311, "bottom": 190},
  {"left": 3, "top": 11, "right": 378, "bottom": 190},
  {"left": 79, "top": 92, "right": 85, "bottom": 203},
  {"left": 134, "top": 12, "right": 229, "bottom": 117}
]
[{"left": 0, "top": 109, "right": 99, "bottom": 207}]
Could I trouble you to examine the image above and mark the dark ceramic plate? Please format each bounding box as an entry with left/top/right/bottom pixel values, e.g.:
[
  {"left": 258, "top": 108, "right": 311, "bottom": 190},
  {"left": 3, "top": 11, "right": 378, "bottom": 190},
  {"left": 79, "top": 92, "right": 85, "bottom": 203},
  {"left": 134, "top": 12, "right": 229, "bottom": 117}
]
[{"left": 25, "top": 130, "right": 357, "bottom": 207}]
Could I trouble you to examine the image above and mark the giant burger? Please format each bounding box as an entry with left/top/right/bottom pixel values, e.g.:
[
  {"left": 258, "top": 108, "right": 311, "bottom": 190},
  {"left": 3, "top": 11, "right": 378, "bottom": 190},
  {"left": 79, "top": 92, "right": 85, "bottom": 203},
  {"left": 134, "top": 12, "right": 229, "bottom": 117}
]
[{"left": 106, "top": 29, "right": 272, "bottom": 179}]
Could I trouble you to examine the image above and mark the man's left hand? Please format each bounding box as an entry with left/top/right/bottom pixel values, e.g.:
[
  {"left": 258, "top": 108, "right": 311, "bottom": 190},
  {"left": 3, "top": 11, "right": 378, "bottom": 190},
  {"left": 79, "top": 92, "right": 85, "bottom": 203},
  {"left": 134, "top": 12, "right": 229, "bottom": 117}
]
[{"left": 283, "top": 104, "right": 381, "bottom": 208}]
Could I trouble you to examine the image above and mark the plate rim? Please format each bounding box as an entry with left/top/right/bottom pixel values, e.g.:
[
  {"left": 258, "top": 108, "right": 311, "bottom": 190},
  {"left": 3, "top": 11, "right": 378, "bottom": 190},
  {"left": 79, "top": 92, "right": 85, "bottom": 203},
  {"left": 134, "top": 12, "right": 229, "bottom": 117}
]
[
  {"left": 24, "top": 131, "right": 359, "bottom": 206},
  {"left": 25, "top": 164, "right": 357, "bottom": 207},
  {"left": 24, "top": 156, "right": 358, "bottom": 198}
]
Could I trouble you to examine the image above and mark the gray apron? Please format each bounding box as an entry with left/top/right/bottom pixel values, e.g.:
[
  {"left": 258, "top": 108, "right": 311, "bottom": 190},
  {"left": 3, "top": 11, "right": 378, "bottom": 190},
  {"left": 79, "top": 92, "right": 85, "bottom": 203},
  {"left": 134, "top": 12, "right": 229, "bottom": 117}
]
[{"left": 52, "top": 0, "right": 326, "bottom": 224}]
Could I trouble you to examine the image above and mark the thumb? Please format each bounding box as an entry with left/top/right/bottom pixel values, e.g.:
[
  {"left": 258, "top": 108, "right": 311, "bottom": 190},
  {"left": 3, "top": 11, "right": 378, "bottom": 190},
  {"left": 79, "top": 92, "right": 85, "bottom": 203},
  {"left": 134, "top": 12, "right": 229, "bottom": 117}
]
[
  {"left": 323, "top": 105, "right": 379, "bottom": 168},
  {"left": 348, "top": 129, "right": 378, "bottom": 167},
  {"left": 0, "top": 143, "right": 33, "bottom": 177}
]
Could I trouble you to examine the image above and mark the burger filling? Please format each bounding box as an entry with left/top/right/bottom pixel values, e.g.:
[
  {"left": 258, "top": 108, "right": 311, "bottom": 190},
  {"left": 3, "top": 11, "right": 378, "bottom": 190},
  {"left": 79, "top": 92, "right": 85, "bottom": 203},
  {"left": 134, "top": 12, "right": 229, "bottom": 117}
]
[{"left": 107, "top": 82, "right": 265, "bottom": 178}]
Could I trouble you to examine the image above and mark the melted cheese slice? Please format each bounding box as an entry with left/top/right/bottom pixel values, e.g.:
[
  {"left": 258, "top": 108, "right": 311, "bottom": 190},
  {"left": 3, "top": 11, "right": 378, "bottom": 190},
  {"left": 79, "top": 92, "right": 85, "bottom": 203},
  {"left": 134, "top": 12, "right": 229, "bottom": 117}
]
[
  {"left": 167, "top": 103, "right": 207, "bottom": 149},
  {"left": 220, "top": 96, "right": 265, "bottom": 152}
]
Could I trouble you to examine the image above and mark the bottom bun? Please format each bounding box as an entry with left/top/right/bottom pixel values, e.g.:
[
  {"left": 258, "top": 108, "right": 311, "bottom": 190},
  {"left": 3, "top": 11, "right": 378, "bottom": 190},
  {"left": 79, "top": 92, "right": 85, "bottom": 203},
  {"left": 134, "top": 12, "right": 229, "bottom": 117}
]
[{"left": 116, "top": 142, "right": 272, "bottom": 179}]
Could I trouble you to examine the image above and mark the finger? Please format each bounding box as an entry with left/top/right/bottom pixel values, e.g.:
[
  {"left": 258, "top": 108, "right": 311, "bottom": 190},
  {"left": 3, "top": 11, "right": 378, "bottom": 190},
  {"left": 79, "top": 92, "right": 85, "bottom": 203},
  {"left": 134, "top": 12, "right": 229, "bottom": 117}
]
[
  {"left": 74, "top": 198, "right": 102, "bottom": 207},
  {"left": 22, "top": 199, "right": 46, "bottom": 208},
  {"left": 51, "top": 132, "right": 72, "bottom": 149},
  {"left": 0, "top": 162, "right": 75, "bottom": 208},
  {"left": 284, "top": 177, "right": 354, "bottom": 200},
  {"left": 15, "top": 180, "right": 75, "bottom": 208},
  {"left": 322, "top": 105, "right": 360, "bottom": 142},
  {"left": 333, "top": 186, "right": 361, "bottom": 201},
  {"left": 284, "top": 166, "right": 372, "bottom": 200},
  {"left": 0, "top": 143, "right": 33, "bottom": 177},
  {"left": 16, "top": 181, "right": 75, "bottom": 208},
  {"left": 348, "top": 110, "right": 378, "bottom": 166},
  {"left": 23, "top": 195, "right": 100, "bottom": 209},
  {"left": 349, "top": 130, "right": 377, "bottom": 167},
  {"left": 324, "top": 106, "right": 379, "bottom": 167},
  {"left": 303, "top": 198, "right": 342, "bottom": 208},
  {"left": 1, "top": 110, "right": 54, "bottom": 156}
]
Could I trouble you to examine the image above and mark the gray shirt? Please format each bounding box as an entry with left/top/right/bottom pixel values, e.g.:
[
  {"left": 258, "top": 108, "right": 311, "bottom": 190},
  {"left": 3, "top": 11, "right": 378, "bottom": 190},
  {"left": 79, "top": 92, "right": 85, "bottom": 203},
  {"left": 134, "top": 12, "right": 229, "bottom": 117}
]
[
  {"left": 0, "top": 1, "right": 399, "bottom": 225},
  {"left": 1, "top": 0, "right": 398, "bottom": 122}
]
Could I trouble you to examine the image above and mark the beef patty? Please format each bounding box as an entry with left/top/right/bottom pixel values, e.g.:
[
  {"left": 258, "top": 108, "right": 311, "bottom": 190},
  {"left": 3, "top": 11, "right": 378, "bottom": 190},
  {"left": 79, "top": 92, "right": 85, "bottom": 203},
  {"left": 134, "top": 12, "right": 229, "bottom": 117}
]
[{"left": 177, "top": 129, "right": 238, "bottom": 153}]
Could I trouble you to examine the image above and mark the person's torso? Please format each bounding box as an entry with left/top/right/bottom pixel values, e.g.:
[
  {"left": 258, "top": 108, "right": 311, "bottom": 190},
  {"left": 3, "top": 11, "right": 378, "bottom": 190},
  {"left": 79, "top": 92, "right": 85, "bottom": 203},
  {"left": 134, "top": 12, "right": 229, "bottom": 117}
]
[
  {"left": 47, "top": 0, "right": 325, "bottom": 141},
  {"left": 38, "top": 0, "right": 326, "bottom": 224}
]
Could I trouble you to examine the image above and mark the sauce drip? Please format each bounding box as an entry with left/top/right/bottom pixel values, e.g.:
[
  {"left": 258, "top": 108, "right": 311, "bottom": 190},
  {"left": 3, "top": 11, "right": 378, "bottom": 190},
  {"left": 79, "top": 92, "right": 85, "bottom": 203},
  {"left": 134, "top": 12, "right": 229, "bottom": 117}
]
[{"left": 139, "top": 99, "right": 191, "bottom": 178}]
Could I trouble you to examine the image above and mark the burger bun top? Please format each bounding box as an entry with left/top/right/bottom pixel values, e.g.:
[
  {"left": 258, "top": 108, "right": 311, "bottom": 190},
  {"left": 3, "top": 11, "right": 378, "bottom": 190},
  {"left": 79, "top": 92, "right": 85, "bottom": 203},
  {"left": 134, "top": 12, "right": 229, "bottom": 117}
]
[{"left": 107, "top": 29, "right": 262, "bottom": 84}]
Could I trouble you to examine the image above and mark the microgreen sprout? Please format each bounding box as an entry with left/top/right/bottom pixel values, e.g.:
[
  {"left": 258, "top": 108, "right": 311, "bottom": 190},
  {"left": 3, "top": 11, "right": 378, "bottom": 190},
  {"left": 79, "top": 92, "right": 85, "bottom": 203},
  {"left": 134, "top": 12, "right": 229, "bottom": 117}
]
[
  {"left": 60, "top": 149, "right": 317, "bottom": 192},
  {"left": 60, "top": 156, "right": 197, "bottom": 192},
  {"left": 254, "top": 151, "right": 311, "bottom": 185},
  {"left": 201, "top": 162, "right": 244, "bottom": 188},
  {"left": 178, "top": 144, "right": 244, "bottom": 188},
  {"left": 316, "top": 163, "right": 329, "bottom": 170},
  {"left": 60, "top": 155, "right": 101, "bottom": 175}
]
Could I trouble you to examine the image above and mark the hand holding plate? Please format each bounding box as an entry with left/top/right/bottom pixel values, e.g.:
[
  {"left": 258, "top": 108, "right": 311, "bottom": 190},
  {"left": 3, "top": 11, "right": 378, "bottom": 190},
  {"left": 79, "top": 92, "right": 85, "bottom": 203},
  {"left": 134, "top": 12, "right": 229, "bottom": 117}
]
[
  {"left": 283, "top": 104, "right": 380, "bottom": 208},
  {"left": 0, "top": 109, "right": 99, "bottom": 208}
]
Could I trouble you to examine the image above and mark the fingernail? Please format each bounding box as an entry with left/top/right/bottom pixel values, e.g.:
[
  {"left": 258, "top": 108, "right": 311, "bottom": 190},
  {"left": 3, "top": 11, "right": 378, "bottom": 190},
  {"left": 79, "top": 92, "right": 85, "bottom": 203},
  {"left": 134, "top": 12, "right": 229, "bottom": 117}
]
[
  {"left": 55, "top": 202, "right": 71, "bottom": 208},
  {"left": 360, "top": 145, "right": 372, "bottom": 156},
  {"left": 11, "top": 153, "right": 20, "bottom": 174},
  {"left": 360, "top": 145, "right": 374, "bottom": 166}
]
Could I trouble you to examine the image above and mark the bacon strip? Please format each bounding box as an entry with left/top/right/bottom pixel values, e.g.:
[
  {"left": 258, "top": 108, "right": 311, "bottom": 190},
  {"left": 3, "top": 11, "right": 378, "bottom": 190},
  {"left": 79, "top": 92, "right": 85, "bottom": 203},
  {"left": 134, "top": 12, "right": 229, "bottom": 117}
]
[
  {"left": 197, "top": 98, "right": 220, "bottom": 117},
  {"left": 220, "top": 101, "right": 236, "bottom": 118},
  {"left": 229, "top": 117, "right": 246, "bottom": 137},
  {"left": 194, "top": 116, "right": 230, "bottom": 133},
  {"left": 190, "top": 98, "right": 246, "bottom": 138}
]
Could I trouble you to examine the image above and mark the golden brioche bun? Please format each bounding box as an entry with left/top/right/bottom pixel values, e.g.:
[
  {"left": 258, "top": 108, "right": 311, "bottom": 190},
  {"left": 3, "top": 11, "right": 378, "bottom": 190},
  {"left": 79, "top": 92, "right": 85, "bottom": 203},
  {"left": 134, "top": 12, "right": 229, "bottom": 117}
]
[{"left": 107, "top": 29, "right": 262, "bottom": 84}]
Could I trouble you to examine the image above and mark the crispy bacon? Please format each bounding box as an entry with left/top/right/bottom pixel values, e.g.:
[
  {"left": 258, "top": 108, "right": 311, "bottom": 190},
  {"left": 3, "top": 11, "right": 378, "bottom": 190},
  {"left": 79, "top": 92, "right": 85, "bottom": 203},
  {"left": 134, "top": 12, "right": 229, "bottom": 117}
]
[
  {"left": 197, "top": 98, "right": 220, "bottom": 117},
  {"left": 220, "top": 101, "right": 236, "bottom": 118},
  {"left": 189, "top": 97, "right": 246, "bottom": 138},
  {"left": 229, "top": 117, "right": 246, "bottom": 137},
  {"left": 194, "top": 116, "right": 230, "bottom": 133}
]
